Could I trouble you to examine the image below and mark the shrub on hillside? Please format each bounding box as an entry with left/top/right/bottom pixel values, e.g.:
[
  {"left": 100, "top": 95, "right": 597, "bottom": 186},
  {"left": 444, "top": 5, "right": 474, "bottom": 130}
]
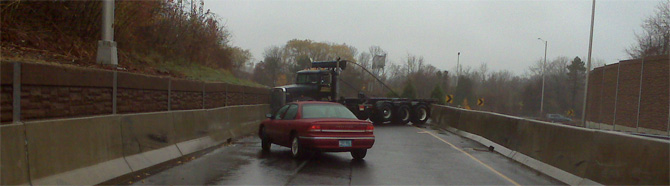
[{"left": 1, "top": 0, "right": 235, "bottom": 70}]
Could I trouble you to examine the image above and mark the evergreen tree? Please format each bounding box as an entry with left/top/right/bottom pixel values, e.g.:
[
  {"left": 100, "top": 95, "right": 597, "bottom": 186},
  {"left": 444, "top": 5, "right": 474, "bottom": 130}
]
[
  {"left": 566, "top": 56, "right": 586, "bottom": 112},
  {"left": 401, "top": 80, "right": 417, "bottom": 99},
  {"left": 430, "top": 84, "right": 446, "bottom": 104}
]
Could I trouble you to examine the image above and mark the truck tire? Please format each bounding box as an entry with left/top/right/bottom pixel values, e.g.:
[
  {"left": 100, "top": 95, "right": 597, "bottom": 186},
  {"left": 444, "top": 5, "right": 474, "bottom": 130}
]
[
  {"left": 371, "top": 103, "right": 392, "bottom": 124},
  {"left": 354, "top": 108, "right": 370, "bottom": 120},
  {"left": 392, "top": 105, "right": 411, "bottom": 125},
  {"left": 410, "top": 104, "right": 429, "bottom": 125}
]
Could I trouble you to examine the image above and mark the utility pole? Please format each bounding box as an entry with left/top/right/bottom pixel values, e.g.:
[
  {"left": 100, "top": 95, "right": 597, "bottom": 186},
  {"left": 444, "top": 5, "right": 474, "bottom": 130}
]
[
  {"left": 538, "top": 38, "right": 548, "bottom": 117},
  {"left": 96, "top": 0, "right": 118, "bottom": 66},
  {"left": 581, "top": 0, "right": 596, "bottom": 126},
  {"left": 455, "top": 52, "right": 460, "bottom": 87},
  {"left": 457, "top": 52, "right": 461, "bottom": 77}
]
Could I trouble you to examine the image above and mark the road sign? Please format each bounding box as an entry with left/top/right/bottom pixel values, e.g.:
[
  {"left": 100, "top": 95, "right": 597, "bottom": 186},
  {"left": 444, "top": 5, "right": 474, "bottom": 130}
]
[
  {"left": 477, "top": 98, "right": 484, "bottom": 106},
  {"left": 567, "top": 109, "right": 574, "bottom": 116},
  {"left": 446, "top": 94, "right": 453, "bottom": 104}
]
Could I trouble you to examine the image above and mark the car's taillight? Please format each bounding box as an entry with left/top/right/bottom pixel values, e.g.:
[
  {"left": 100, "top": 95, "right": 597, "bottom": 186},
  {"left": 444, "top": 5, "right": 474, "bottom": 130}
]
[
  {"left": 358, "top": 105, "right": 365, "bottom": 111},
  {"left": 308, "top": 125, "right": 322, "bottom": 132},
  {"left": 365, "top": 125, "right": 374, "bottom": 132}
]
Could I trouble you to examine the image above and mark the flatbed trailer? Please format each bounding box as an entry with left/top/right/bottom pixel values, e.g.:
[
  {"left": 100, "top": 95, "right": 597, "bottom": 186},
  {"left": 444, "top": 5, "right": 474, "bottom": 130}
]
[{"left": 270, "top": 59, "right": 435, "bottom": 125}]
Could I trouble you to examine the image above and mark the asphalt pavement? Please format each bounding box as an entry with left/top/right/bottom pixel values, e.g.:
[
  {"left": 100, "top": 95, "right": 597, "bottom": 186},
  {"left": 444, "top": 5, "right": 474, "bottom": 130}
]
[{"left": 131, "top": 123, "right": 564, "bottom": 185}]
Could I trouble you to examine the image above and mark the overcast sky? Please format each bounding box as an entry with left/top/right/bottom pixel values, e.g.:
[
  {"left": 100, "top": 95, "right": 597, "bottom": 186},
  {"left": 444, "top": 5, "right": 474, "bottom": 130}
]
[{"left": 204, "top": 0, "right": 663, "bottom": 75}]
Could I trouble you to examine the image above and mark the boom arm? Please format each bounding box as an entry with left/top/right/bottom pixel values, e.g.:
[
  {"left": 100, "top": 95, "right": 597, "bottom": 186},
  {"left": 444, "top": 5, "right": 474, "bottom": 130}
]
[{"left": 310, "top": 60, "right": 399, "bottom": 98}]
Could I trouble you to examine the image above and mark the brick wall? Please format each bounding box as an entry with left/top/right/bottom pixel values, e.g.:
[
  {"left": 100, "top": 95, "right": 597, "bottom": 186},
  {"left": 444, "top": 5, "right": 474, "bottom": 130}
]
[
  {"left": 613, "top": 60, "right": 642, "bottom": 128},
  {"left": 0, "top": 62, "right": 270, "bottom": 124},
  {"left": 600, "top": 64, "right": 618, "bottom": 125},
  {"left": 638, "top": 58, "right": 669, "bottom": 131},
  {"left": 1, "top": 62, "right": 13, "bottom": 122},
  {"left": 587, "top": 68, "right": 603, "bottom": 123},
  {"left": 586, "top": 55, "right": 669, "bottom": 133}
]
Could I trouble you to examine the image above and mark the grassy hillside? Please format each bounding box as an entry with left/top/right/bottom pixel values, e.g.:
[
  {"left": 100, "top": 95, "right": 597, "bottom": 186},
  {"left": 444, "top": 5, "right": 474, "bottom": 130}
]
[{"left": 0, "top": 0, "right": 263, "bottom": 87}]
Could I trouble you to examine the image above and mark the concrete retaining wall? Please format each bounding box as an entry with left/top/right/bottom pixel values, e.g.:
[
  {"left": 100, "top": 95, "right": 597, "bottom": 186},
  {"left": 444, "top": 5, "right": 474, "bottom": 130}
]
[
  {"left": 1, "top": 104, "right": 269, "bottom": 185},
  {"left": 431, "top": 105, "right": 669, "bottom": 185}
]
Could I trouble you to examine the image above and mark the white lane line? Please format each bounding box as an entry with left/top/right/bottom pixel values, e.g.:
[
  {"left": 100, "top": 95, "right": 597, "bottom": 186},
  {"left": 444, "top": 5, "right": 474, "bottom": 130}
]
[{"left": 416, "top": 127, "right": 521, "bottom": 186}]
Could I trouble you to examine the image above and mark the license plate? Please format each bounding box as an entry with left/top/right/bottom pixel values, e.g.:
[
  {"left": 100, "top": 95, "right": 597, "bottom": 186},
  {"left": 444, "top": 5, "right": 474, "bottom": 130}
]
[{"left": 339, "top": 140, "right": 352, "bottom": 147}]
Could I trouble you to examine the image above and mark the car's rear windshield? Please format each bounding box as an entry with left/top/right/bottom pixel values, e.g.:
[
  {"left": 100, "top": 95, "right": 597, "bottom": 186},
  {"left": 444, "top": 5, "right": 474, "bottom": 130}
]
[{"left": 301, "top": 104, "right": 357, "bottom": 119}]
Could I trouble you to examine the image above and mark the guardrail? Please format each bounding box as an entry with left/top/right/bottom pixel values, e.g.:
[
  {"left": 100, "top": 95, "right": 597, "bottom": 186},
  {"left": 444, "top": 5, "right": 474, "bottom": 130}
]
[
  {"left": 1, "top": 104, "right": 269, "bottom": 185},
  {"left": 431, "top": 105, "right": 669, "bottom": 185}
]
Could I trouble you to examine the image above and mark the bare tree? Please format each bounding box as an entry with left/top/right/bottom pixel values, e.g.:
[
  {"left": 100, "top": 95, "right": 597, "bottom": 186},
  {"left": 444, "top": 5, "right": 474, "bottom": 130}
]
[{"left": 626, "top": 0, "right": 670, "bottom": 58}]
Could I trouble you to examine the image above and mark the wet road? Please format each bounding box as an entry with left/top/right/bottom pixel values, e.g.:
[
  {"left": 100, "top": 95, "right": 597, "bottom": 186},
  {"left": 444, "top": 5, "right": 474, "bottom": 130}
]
[{"left": 132, "top": 124, "right": 564, "bottom": 185}]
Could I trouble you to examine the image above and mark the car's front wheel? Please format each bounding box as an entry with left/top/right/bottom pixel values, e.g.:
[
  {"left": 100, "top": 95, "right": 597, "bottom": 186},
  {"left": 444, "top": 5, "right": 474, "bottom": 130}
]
[
  {"left": 291, "top": 135, "right": 305, "bottom": 159},
  {"left": 351, "top": 149, "right": 367, "bottom": 160}
]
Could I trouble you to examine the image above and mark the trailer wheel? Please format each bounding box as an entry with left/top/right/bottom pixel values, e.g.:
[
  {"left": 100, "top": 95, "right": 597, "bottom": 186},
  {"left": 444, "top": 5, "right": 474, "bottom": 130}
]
[
  {"left": 410, "top": 104, "right": 429, "bottom": 125},
  {"left": 371, "top": 103, "right": 392, "bottom": 124},
  {"left": 353, "top": 107, "right": 370, "bottom": 120},
  {"left": 392, "top": 105, "right": 411, "bottom": 125}
]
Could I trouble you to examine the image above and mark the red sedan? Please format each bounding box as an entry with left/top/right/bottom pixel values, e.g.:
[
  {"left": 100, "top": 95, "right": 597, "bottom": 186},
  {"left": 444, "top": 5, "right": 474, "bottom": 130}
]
[{"left": 258, "top": 101, "right": 375, "bottom": 159}]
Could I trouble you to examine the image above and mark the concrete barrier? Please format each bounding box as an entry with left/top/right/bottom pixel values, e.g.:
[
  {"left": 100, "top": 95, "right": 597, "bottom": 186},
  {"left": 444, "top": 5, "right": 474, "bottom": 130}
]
[
  {"left": 173, "top": 110, "right": 216, "bottom": 155},
  {"left": 1, "top": 104, "right": 268, "bottom": 185},
  {"left": 23, "top": 116, "right": 131, "bottom": 185},
  {"left": 205, "top": 107, "right": 234, "bottom": 142},
  {"left": 119, "top": 112, "right": 182, "bottom": 171},
  {"left": 430, "top": 105, "right": 670, "bottom": 185},
  {"left": 514, "top": 119, "right": 595, "bottom": 178},
  {"left": 1, "top": 124, "right": 30, "bottom": 185},
  {"left": 586, "top": 130, "right": 669, "bottom": 185}
]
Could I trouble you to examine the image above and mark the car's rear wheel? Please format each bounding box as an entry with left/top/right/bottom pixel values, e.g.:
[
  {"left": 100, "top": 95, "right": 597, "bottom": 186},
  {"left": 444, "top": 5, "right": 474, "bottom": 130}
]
[
  {"left": 260, "top": 127, "right": 271, "bottom": 152},
  {"left": 410, "top": 104, "right": 429, "bottom": 125},
  {"left": 291, "top": 135, "right": 305, "bottom": 159},
  {"left": 351, "top": 149, "right": 367, "bottom": 160},
  {"left": 392, "top": 105, "right": 411, "bottom": 125}
]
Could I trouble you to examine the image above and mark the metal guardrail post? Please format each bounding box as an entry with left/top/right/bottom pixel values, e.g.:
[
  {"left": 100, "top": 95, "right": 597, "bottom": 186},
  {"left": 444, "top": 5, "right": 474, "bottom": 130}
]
[
  {"left": 112, "top": 71, "right": 117, "bottom": 114},
  {"left": 635, "top": 57, "right": 645, "bottom": 132},
  {"left": 13, "top": 62, "right": 21, "bottom": 123},
  {"left": 168, "top": 80, "right": 171, "bottom": 111},
  {"left": 597, "top": 67, "right": 605, "bottom": 129},
  {"left": 202, "top": 83, "right": 206, "bottom": 109},
  {"left": 613, "top": 64, "right": 620, "bottom": 130}
]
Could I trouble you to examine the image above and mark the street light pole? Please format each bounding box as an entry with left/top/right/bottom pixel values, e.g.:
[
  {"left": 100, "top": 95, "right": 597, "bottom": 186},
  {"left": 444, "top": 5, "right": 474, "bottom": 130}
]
[
  {"left": 96, "top": 0, "right": 118, "bottom": 66},
  {"left": 538, "top": 38, "right": 547, "bottom": 117},
  {"left": 457, "top": 52, "right": 461, "bottom": 77},
  {"left": 582, "top": 0, "right": 596, "bottom": 126}
]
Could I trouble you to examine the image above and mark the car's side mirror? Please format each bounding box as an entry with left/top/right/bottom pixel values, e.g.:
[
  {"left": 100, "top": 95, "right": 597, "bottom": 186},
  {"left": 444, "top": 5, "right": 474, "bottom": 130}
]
[{"left": 266, "top": 113, "right": 273, "bottom": 119}]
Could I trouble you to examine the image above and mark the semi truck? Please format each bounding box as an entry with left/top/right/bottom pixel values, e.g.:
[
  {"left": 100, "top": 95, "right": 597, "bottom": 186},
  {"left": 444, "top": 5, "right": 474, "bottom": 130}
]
[{"left": 270, "top": 59, "right": 435, "bottom": 125}]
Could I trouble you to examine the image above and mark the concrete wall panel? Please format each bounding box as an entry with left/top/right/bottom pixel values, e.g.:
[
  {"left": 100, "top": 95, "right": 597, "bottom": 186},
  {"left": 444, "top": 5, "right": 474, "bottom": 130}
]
[
  {"left": 1, "top": 124, "right": 30, "bottom": 185},
  {"left": 119, "top": 112, "right": 178, "bottom": 156},
  {"left": 514, "top": 119, "right": 595, "bottom": 177},
  {"left": 586, "top": 131, "right": 669, "bottom": 185},
  {"left": 24, "top": 116, "right": 131, "bottom": 185}
]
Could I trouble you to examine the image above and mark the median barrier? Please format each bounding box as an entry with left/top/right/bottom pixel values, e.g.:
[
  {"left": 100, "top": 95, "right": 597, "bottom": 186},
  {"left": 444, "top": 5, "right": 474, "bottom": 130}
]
[
  {"left": 514, "top": 119, "right": 595, "bottom": 179},
  {"left": 173, "top": 110, "right": 216, "bottom": 155},
  {"left": 469, "top": 112, "right": 522, "bottom": 151},
  {"left": 205, "top": 107, "right": 234, "bottom": 142},
  {"left": 1, "top": 124, "right": 30, "bottom": 185},
  {"left": 119, "top": 112, "right": 182, "bottom": 171},
  {"left": 1, "top": 104, "right": 268, "bottom": 185},
  {"left": 23, "top": 116, "right": 131, "bottom": 185},
  {"left": 430, "top": 105, "right": 670, "bottom": 185},
  {"left": 585, "top": 130, "right": 669, "bottom": 185}
]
